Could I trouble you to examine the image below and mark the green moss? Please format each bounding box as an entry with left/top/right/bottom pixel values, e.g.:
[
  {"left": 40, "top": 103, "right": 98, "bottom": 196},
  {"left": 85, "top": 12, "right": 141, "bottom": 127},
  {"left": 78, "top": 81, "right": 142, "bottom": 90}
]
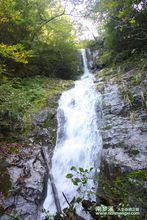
[
  {"left": 103, "top": 125, "right": 112, "bottom": 130},
  {"left": 115, "top": 141, "right": 126, "bottom": 149},
  {"left": 96, "top": 82, "right": 104, "bottom": 91},
  {"left": 128, "top": 72, "right": 144, "bottom": 86},
  {"left": 0, "top": 76, "right": 73, "bottom": 139},
  {"left": 105, "top": 115, "right": 113, "bottom": 120},
  {"left": 129, "top": 149, "right": 140, "bottom": 156},
  {"left": 95, "top": 68, "right": 112, "bottom": 78},
  {"left": 0, "top": 164, "right": 11, "bottom": 197},
  {"left": 42, "top": 112, "right": 57, "bottom": 145},
  {"left": 98, "top": 169, "right": 146, "bottom": 219}
]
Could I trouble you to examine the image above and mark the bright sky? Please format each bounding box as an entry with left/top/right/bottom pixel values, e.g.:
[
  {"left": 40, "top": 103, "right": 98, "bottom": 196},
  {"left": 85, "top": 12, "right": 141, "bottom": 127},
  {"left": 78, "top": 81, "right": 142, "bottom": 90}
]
[{"left": 61, "top": 0, "right": 98, "bottom": 40}]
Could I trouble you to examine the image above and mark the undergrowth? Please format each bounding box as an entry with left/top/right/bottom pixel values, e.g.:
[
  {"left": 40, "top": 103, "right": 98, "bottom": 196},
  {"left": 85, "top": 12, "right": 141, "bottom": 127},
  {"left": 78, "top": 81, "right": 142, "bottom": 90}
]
[{"left": 0, "top": 75, "right": 72, "bottom": 141}]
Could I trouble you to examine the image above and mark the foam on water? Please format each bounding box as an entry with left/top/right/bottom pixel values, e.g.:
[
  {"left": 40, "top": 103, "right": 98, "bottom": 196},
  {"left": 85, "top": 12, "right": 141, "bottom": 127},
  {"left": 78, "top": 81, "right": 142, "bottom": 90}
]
[{"left": 43, "top": 49, "right": 102, "bottom": 216}]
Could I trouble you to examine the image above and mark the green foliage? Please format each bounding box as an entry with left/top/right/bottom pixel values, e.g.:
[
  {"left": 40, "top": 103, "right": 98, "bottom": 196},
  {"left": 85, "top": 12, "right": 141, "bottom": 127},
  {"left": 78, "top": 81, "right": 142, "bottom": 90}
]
[
  {"left": 99, "top": 169, "right": 147, "bottom": 209},
  {"left": 0, "top": 203, "right": 20, "bottom": 220},
  {"left": 129, "top": 149, "right": 140, "bottom": 156},
  {"left": 66, "top": 173, "right": 73, "bottom": 179},
  {"left": 89, "top": 0, "right": 147, "bottom": 66},
  {"left": 66, "top": 167, "right": 94, "bottom": 197},
  {"left": 78, "top": 39, "right": 94, "bottom": 48},
  {"left": 115, "top": 142, "right": 126, "bottom": 149},
  {"left": 98, "top": 0, "right": 146, "bottom": 50},
  {"left": 103, "top": 124, "right": 112, "bottom": 130},
  {"left": 0, "top": 75, "right": 70, "bottom": 138},
  {"left": 0, "top": 43, "right": 31, "bottom": 64},
  {"left": 0, "top": 0, "right": 81, "bottom": 79},
  {"left": 66, "top": 166, "right": 146, "bottom": 219}
]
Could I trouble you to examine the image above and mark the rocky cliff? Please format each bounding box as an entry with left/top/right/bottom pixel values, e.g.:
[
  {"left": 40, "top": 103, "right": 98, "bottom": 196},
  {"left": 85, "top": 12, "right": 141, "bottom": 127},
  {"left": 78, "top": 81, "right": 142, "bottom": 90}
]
[
  {"left": 93, "top": 52, "right": 147, "bottom": 218},
  {"left": 0, "top": 80, "right": 73, "bottom": 220}
]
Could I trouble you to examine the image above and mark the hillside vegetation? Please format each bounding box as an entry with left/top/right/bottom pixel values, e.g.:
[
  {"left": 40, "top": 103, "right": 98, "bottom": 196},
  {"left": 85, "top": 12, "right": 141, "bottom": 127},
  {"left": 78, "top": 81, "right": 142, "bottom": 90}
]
[{"left": 0, "top": 0, "right": 81, "bottom": 142}]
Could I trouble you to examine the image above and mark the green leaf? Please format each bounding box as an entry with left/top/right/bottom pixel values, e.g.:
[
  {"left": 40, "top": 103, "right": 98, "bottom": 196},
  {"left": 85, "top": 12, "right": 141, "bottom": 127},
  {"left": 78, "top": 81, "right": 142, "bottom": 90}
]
[
  {"left": 72, "top": 180, "right": 78, "bottom": 185},
  {"left": 76, "top": 197, "right": 82, "bottom": 203},
  {"left": 130, "top": 19, "right": 136, "bottom": 24},
  {"left": 82, "top": 178, "right": 88, "bottom": 184},
  {"left": 66, "top": 173, "right": 73, "bottom": 179},
  {"left": 74, "top": 178, "right": 81, "bottom": 183},
  {"left": 71, "top": 166, "right": 77, "bottom": 172},
  {"left": 79, "top": 167, "right": 84, "bottom": 172},
  {"left": 90, "top": 167, "right": 93, "bottom": 171},
  {"left": 70, "top": 197, "right": 76, "bottom": 204},
  {"left": 120, "top": 27, "right": 123, "bottom": 32}
]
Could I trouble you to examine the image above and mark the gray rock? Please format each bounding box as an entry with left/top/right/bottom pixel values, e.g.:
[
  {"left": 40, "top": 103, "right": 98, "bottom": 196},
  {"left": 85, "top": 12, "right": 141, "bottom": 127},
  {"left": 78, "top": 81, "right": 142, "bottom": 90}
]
[
  {"left": 96, "top": 76, "right": 147, "bottom": 176},
  {"left": 0, "top": 106, "right": 57, "bottom": 219}
]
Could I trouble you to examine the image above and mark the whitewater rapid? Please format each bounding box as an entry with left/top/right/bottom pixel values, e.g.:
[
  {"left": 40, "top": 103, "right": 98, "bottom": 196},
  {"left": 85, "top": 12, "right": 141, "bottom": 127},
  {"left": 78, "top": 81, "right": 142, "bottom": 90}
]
[{"left": 43, "top": 49, "right": 102, "bottom": 216}]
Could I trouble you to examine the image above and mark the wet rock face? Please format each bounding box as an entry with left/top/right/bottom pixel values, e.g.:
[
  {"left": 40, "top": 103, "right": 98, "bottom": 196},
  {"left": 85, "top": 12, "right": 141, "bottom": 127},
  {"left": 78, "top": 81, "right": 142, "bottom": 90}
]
[
  {"left": 56, "top": 109, "right": 66, "bottom": 145},
  {"left": 0, "top": 79, "right": 74, "bottom": 219},
  {"left": 95, "top": 71, "right": 147, "bottom": 174},
  {"left": 0, "top": 106, "right": 57, "bottom": 219},
  {"left": 0, "top": 122, "right": 52, "bottom": 219},
  {"left": 94, "top": 67, "right": 147, "bottom": 210},
  {"left": 1, "top": 150, "right": 47, "bottom": 220}
]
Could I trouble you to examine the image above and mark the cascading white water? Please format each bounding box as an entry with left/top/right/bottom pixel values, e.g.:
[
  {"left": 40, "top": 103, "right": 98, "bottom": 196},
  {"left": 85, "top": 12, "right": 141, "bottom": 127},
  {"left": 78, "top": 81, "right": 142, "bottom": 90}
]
[{"left": 43, "top": 49, "right": 102, "bottom": 217}]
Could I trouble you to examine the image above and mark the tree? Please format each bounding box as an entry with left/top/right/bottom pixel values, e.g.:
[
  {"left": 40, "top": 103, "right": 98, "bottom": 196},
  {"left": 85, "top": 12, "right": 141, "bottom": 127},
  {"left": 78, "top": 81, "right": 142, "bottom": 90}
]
[
  {"left": 91, "top": 0, "right": 147, "bottom": 53},
  {"left": 0, "top": 0, "right": 81, "bottom": 79}
]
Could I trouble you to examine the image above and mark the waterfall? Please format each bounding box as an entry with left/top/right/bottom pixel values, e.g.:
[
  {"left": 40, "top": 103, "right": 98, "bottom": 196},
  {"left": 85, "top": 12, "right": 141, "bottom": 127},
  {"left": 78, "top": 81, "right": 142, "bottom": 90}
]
[{"left": 42, "top": 49, "right": 102, "bottom": 217}]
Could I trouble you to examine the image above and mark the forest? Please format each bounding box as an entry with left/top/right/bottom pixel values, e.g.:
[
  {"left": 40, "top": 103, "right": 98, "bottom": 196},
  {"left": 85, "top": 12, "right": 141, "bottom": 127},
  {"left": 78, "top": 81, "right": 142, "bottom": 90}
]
[{"left": 0, "top": 0, "right": 147, "bottom": 219}]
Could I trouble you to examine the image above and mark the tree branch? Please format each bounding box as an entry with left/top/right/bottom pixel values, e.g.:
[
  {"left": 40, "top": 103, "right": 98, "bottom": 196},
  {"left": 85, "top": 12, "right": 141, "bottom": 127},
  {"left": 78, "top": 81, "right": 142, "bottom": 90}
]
[
  {"left": 31, "top": 9, "right": 65, "bottom": 42},
  {"left": 40, "top": 10, "right": 65, "bottom": 28}
]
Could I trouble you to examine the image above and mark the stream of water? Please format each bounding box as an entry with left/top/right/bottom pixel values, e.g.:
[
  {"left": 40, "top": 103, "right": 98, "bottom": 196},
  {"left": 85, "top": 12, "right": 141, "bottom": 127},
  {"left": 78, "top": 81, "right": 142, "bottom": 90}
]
[{"left": 43, "top": 49, "right": 102, "bottom": 217}]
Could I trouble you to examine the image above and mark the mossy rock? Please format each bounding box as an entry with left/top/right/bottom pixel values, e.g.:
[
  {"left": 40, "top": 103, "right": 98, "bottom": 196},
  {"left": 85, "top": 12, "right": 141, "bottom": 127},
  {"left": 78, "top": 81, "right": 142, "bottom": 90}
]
[
  {"left": 0, "top": 163, "right": 11, "bottom": 197},
  {"left": 129, "top": 149, "right": 140, "bottom": 156},
  {"left": 114, "top": 141, "right": 127, "bottom": 149},
  {"left": 103, "top": 125, "right": 112, "bottom": 130}
]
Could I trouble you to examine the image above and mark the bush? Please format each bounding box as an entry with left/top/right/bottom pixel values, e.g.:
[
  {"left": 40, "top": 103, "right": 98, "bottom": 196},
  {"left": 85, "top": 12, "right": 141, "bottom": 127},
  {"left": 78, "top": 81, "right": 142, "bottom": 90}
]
[{"left": 0, "top": 76, "right": 54, "bottom": 136}]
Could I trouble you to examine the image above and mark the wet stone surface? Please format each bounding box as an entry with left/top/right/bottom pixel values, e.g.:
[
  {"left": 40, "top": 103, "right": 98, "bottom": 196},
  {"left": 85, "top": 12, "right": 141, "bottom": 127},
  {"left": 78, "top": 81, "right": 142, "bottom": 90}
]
[
  {"left": 0, "top": 107, "right": 58, "bottom": 219},
  {"left": 0, "top": 80, "right": 74, "bottom": 219},
  {"left": 94, "top": 67, "right": 147, "bottom": 178}
]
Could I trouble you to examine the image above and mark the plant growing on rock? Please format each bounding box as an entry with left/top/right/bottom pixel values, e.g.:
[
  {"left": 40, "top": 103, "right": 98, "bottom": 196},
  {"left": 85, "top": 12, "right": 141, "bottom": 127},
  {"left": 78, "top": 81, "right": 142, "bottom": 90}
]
[{"left": 63, "top": 167, "right": 146, "bottom": 219}]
